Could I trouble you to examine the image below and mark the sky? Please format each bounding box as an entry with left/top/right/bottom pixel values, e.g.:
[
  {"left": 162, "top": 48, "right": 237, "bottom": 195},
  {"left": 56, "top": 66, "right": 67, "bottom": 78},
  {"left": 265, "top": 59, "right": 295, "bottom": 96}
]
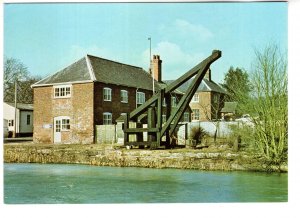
[{"left": 4, "top": 2, "right": 287, "bottom": 84}]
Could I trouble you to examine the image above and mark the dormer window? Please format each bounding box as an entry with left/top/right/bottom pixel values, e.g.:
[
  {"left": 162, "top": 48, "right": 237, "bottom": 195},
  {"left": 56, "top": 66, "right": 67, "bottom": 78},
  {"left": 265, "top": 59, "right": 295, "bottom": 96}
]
[{"left": 54, "top": 85, "right": 71, "bottom": 98}]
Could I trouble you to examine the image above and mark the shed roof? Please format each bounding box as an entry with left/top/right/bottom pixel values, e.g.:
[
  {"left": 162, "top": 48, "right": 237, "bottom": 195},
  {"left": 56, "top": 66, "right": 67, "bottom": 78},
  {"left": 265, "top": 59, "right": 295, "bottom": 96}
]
[
  {"left": 33, "top": 55, "right": 161, "bottom": 91},
  {"left": 5, "top": 102, "right": 33, "bottom": 111},
  {"left": 221, "top": 102, "right": 238, "bottom": 113}
]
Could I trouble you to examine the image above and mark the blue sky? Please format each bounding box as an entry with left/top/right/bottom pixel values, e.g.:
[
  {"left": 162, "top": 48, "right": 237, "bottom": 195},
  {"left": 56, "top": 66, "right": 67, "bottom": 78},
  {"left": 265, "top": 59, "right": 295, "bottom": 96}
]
[{"left": 4, "top": 2, "right": 287, "bottom": 83}]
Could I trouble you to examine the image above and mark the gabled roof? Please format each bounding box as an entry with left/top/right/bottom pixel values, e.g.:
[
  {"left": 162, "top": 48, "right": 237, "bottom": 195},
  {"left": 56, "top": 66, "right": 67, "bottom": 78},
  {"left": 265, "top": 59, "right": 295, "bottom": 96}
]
[
  {"left": 5, "top": 102, "right": 33, "bottom": 110},
  {"left": 221, "top": 102, "right": 238, "bottom": 113},
  {"left": 33, "top": 57, "right": 92, "bottom": 85},
  {"left": 32, "top": 55, "right": 161, "bottom": 91},
  {"left": 164, "top": 78, "right": 227, "bottom": 94},
  {"left": 87, "top": 55, "right": 160, "bottom": 90}
]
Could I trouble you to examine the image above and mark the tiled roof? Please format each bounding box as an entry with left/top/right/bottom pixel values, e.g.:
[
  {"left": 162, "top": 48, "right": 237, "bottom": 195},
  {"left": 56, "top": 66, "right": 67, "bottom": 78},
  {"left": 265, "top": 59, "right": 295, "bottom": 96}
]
[
  {"left": 164, "top": 78, "right": 227, "bottom": 94},
  {"left": 87, "top": 55, "right": 161, "bottom": 91},
  {"left": 5, "top": 102, "right": 33, "bottom": 110},
  {"left": 34, "top": 57, "right": 91, "bottom": 85},
  {"left": 33, "top": 55, "right": 161, "bottom": 91}
]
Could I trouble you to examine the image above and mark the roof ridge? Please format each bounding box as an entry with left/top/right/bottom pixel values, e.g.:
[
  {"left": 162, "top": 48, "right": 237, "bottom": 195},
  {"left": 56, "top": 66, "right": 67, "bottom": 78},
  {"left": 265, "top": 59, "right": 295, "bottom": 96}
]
[
  {"left": 202, "top": 79, "right": 212, "bottom": 91},
  {"left": 85, "top": 55, "right": 96, "bottom": 81},
  {"left": 87, "top": 54, "right": 143, "bottom": 70}
]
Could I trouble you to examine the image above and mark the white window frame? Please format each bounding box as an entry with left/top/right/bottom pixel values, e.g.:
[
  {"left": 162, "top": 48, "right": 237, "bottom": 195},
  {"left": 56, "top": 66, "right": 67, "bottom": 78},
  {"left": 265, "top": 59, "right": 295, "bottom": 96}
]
[
  {"left": 136, "top": 92, "right": 145, "bottom": 105},
  {"left": 103, "top": 112, "right": 112, "bottom": 125},
  {"left": 61, "top": 117, "right": 71, "bottom": 131},
  {"left": 192, "top": 109, "right": 200, "bottom": 121},
  {"left": 192, "top": 93, "right": 199, "bottom": 102},
  {"left": 120, "top": 90, "right": 128, "bottom": 103},
  {"left": 172, "top": 96, "right": 177, "bottom": 107},
  {"left": 54, "top": 85, "right": 71, "bottom": 98},
  {"left": 103, "top": 87, "right": 112, "bottom": 101},
  {"left": 183, "top": 112, "right": 189, "bottom": 122},
  {"left": 162, "top": 115, "right": 167, "bottom": 123},
  {"left": 163, "top": 98, "right": 166, "bottom": 107}
]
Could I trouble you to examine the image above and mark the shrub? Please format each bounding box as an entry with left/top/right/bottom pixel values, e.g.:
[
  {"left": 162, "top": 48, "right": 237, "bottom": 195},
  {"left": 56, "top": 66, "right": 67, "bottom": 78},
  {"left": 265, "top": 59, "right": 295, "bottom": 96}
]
[
  {"left": 228, "top": 123, "right": 255, "bottom": 152},
  {"left": 189, "top": 126, "right": 207, "bottom": 145}
]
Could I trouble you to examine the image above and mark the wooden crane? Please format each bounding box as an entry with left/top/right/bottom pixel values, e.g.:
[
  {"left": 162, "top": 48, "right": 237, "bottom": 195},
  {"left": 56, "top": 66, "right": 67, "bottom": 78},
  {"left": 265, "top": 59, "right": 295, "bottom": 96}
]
[{"left": 123, "top": 50, "right": 222, "bottom": 149}]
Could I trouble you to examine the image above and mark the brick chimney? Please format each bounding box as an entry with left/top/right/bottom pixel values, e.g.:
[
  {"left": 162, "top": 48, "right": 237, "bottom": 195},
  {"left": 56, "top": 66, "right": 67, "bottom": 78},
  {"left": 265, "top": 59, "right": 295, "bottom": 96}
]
[
  {"left": 204, "top": 68, "right": 211, "bottom": 81},
  {"left": 151, "top": 55, "right": 162, "bottom": 82}
]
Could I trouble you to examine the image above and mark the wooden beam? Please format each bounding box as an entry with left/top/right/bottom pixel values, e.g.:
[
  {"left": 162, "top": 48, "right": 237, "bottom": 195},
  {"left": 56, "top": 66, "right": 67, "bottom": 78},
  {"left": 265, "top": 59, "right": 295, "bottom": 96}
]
[
  {"left": 129, "top": 95, "right": 158, "bottom": 120},
  {"left": 165, "top": 50, "right": 221, "bottom": 93},
  {"left": 125, "top": 128, "right": 158, "bottom": 133}
]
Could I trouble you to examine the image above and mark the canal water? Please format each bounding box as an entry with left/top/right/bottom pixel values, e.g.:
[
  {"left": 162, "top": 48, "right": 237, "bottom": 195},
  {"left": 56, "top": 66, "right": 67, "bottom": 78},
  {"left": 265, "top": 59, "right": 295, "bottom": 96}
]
[{"left": 4, "top": 163, "right": 287, "bottom": 204}]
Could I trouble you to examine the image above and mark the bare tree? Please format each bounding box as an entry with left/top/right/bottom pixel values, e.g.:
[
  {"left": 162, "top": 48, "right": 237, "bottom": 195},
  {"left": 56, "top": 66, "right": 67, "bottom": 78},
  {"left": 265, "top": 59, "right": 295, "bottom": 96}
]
[
  {"left": 237, "top": 45, "right": 287, "bottom": 165},
  {"left": 3, "top": 57, "right": 40, "bottom": 104}
]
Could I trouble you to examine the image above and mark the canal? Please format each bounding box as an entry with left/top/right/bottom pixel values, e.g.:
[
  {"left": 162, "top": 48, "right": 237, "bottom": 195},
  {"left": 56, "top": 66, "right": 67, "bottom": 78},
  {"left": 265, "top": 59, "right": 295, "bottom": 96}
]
[{"left": 4, "top": 163, "right": 287, "bottom": 203}]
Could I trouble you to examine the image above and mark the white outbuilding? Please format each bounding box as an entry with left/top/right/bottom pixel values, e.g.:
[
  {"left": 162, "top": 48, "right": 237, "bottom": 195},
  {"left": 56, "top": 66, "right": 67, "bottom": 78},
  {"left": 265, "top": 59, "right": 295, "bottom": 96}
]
[{"left": 3, "top": 102, "right": 33, "bottom": 137}]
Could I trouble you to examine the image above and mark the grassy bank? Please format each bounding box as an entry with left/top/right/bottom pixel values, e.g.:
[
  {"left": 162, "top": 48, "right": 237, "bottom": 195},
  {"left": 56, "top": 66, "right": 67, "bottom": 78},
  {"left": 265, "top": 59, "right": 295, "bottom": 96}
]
[{"left": 3, "top": 142, "right": 287, "bottom": 172}]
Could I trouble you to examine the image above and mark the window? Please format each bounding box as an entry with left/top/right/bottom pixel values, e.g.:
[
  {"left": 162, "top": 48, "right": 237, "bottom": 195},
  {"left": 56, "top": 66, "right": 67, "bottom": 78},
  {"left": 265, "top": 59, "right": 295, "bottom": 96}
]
[
  {"left": 120, "top": 90, "right": 128, "bottom": 103},
  {"left": 54, "top": 85, "right": 71, "bottom": 98},
  {"left": 61, "top": 118, "right": 70, "bottom": 130},
  {"left": 103, "top": 112, "right": 112, "bottom": 125},
  {"left": 192, "top": 109, "right": 200, "bottom": 120},
  {"left": 27, "top": 115, "right": 31, "bottom": 125},
  {"left": 183, "top": 112, "right": 189, "bottom": 122},
  {"left": 163, "top": 98, "right": 166, "bottom": 107},
  {"left": 192, "top": 93, "right": 199, "bottom": 102},
  {"left": 103, "top": 88, "right": 112, "bottom": 101},
  {"left": 136, "top": 92, "right": 145, "bottom": 104},
  {"left": 172, "top": 96, "right": 177, "bottom": 107},
  {"left": 162, "top": 115, "right": 167, "bottom": 123},
  {"left": 55, "top": 120, "right": 61, "bottom": 132},
  {"left": 213, "top": 94, "right": 219, "bottom": 103},
  {"left": 8, "top": 120, "right": 14, "bottom": 127}
]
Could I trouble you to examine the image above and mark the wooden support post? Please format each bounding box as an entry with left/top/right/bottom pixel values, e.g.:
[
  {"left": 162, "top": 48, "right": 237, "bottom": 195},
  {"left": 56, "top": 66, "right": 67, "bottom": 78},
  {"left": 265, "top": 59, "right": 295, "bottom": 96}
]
[
  {"left": 156, "top": 89, "right": 164, "bottom": 147},
  {"left": 124, "top": 113, "right": 129, "bottom": 146},
  {"left": 147, "top": 106, "right": 157, "bottom": 149},
  {"left": 136, "top": 122, "right": 144, "bottom": 148},
  {"left": 165, "top": 93, "right": 171, "bottom": 148}
]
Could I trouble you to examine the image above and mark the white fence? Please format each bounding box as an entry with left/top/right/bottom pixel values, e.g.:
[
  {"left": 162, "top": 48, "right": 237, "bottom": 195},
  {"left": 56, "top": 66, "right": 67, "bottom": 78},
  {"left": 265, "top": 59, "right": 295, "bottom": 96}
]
[
  {"left": 96, "top": 121, "right": 246, "bottom": 145},
  {"left": 95, "top": 125, "right": 116, "bottom": 144}
]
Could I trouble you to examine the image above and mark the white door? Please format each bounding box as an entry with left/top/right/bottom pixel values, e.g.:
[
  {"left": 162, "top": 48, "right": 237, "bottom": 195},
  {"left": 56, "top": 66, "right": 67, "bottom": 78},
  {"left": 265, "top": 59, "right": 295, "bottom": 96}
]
[{"left": 54, "top": 117, "right": 61, "bottom": 143}]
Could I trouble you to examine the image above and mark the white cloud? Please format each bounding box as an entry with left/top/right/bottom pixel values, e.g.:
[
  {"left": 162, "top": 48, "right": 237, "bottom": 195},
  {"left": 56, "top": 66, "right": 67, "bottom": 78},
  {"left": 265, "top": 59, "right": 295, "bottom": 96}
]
[
  {"left": 141, "top": 41, "right": 205, "bottom": 80},
  {"left": 160, "top": 19, "right": 214, "bottom": 44},
  {"left": 174, "top": 19, "right": 214, "bottom": 41}
]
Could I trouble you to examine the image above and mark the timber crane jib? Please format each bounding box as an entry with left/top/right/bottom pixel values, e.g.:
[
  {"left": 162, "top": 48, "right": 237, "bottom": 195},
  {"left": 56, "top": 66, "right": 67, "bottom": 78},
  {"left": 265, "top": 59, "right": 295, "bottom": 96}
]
[{"left": 123, "top": 50, "right": 222, "bottom": 149}]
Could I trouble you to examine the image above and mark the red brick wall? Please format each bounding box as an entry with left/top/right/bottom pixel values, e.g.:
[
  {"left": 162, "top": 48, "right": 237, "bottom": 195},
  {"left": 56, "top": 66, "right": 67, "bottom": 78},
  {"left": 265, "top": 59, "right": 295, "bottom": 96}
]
[
  {"left": 33, "top": 83, "right": 94, "bottom": 144},
  {"left": 71, "top": 83, "right": 94, "bottom": 144},
  {"left": 33, "top": 86, "right": 53, "bottom": 143},
  {"left": 34, "top": 81, "right": 154, "bottom": 144},
  {"left": 94, "top": 82, "right": 153, "bottom": 124}
]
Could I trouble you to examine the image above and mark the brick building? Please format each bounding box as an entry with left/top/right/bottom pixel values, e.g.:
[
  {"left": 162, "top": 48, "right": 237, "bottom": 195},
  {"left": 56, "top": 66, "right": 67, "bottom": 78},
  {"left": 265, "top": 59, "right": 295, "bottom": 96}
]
[
  {"left": 32, "top": 54, "right": 187, "bottom": 144},
  {"left": 165, "top": 69, "right": 227, "bottom": 121}
]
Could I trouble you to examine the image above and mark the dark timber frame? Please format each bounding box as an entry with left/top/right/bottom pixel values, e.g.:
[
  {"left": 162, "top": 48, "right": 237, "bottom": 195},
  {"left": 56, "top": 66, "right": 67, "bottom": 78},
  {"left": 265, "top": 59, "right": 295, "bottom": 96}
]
[{"left": 124, "top": 50, "right": 222, "bottom": 149}]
